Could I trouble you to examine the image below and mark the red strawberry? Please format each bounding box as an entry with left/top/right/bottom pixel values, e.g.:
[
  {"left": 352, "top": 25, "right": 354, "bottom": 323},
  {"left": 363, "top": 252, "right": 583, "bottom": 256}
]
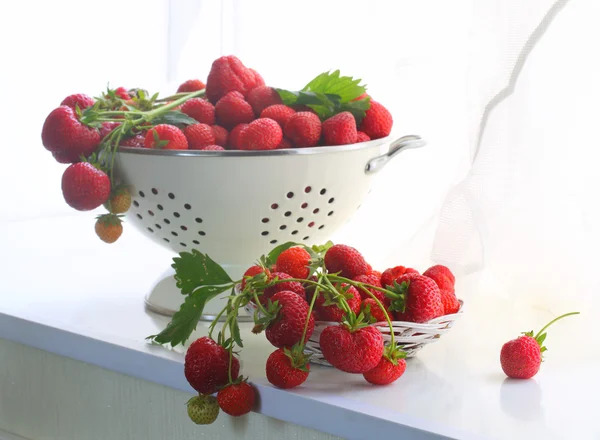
[
  {"left": 500, "top": 312, "right": 579, "bottom": 379},
  {"left": 184, "top": 336, "right": 240, "bottom": 394},
  {"left": 363, "top": 345, "right": 407, "bottom": 385},
  {"left": 61, "top": 162, "right": 110, "bottom": 211},
  {"left": 120, "top": 134, "right": 145, "bottom": 148},
  {"left": 52, "top": 150, "right": 81, "bottom": 164},
  {"left": 211, "top": 125, "right": 228, "bottom": 147},
  {"left": 276, "top": 247, "right": 311, "bottom": 279},
  {"left": 361, "top": 297, "right": 391, "bottom": 323},
  {"left": 247, "top": 86, "right": 283, "bottom": 116},
  {"left": 260, "top": 105, "right": 296, "bottom": 129},
  {"left": 324, "top": 244, "right": 369, "bottom": 279},
  {"left": 263, "top": 291, "right": 314, "bottom": 348},
  {"left": 393, "top": 310, "right": 413, "bottom": 322},
  {"left": 215, "top": 91, "right": 255, "bottom": 129},
  {"left": 41, "top": 106, "right": 101, "bottom": 159},
  {"left": 114, "top": 87, "right": 130, "bottom": 100},
  {"left": 144, "top": 124, "right": 188, "bottom": 150},
  {"left": 60, "top": 93, "right": 95, "bottom": 111},
  {"left": 239, "top": 118, "right": 282, "bottom": 151},
  {"left": 200, "top": 145, "right": 225, "bottom": 151},
  {"left": 241, "top": 265, "right": 270, "bottom": 290},
  {"left": 266, "top": 347, "right": 310, "bottom": 389},
  {"left": 284, "top": 112, "right": 322, "bottom": 148},
  {"left": 276, "top": 137, "right": 293, "bottom": 149},
  {"left": 177, "top": 79, "right": 206, "bottom": 93},
  {"left": 322, "top": 112, "right": 357, "bottom": 146},
  {"left": 381, "top": 266, "right": 419, "bottom": 288},
  {"left": 263, "top": 272, "right": 305, "bottom": 303},
  {"left": 370, "top": 270, "right": 382, "bottom": 279},
  {"left": 314, "top": 284, "right": 361, "bottom": 322},
  {"left": 99, "top": 121, "right": 120, "bottom": 139},
  {"left": 181, "top": 98, "right": 216, "bottom": 125},
  {"left": 359, "top": 100, "right": 393, "bottom": 139},
  {"left": 217, "top": 381, "right": 255, "bottom": 417},
  {"left": 393, "top": 273, "right": 444, "bottom": 323},
  {"left": 206, "top": 55, "right": 264, "bottom": 104},
  {"left": 320, "top": 323, "right": 384, "bottom": 373},
  {"left": 423, "top": 265, "right": 455, "bottom": 293},
  {"left": 356, "top": 131, "right": 371, "bottom": 143},
  {"left": 352, "top": 273, "right": 386, "bottom": 303},
  {"left": 440, "top": 289, "right": 460, "bottom": 315},
  {"left": 184, "top": 123, "right": 215, "bottom": 149},
  {"left": 227, "top": 124, "right": 248, "bottom": 150}
]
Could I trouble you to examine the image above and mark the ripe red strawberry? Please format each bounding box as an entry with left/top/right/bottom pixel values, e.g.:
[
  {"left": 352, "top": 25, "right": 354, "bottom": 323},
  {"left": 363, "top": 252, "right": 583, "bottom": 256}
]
[
  {"left": 322, "top": 112, "right": 357, "bottom": 146},
  {"left": 359, "top": 100, "right": 393, "bottom": 139},
  {"left": 206, "top": 55, "right": 264, "bottom": 104},
  {"left": 440, "top": 289, "right": 460, "bottom": 315},
  {"left": 276, "top": 247, "right": 311, "bottom": 279},
  {"left": 423, "top": 265, "right": 455, "bottom": 293},
  {"left": 215, "top": 91, "right": 255, "bottom": 129},
  {"left": 177, "top": 79, "right": 206, "bottom": 93},
  {"left": 95, "top": 214, "right": 123, "bottom": 243},
  {"left": 52, "top": 150, "right": 81, "bottom": 164},
  {"left": 314, "top": 284, "right": 361, "bottom": 322},
  {"left": 363, "top": 345, "right": 407, "bottom": 385},
  {"left": 260, "top": 105, "right": 296, "bottom": 129},
  {"left": 41, "top": 106, "right": 101, "bottom": 159},
  {"left": 211, "top": 125, "right": 228, "bottom": 147},
  {"left": 144, "top": 124, "right": 188, "bottom": 150},
  {"left": 500, "top": 312, "right": 579, "bottom": 379},
  {"left": 239, "top": 118, "right": 282, "bottom": 151},
  {"left": 184, "top": 123, "right": 215, "bottom": 149},
  {"left": 241, "top": 265, "right": 270, "bottom": 290},
  {"left": 200, "top": 145, "right": 225, "bottom": 151},
  {"left": 356, "top": 131, "right": 371, "bottom": 143},
  {"left": 263, "top": 272, "right": 305, "bottom": 303},
  {"left": 61, "top": 162, "right": 111, "bottom": 211},
  {"left": 284, "top": 112, "right": 322, "bottom": 148},
  {"left": 184, "top": 336, "right": 240, "bottom": 394},
  {"left": 393, "top": 310, "right": 413, "bottom": 322},
  {"left": 104, "top": 187, "right": 131, "bottom": 214},
  {"left": 227, "top": 124, "right": 248, "bottom": 150},
  {"left": 181, "top": 98, "right": 216, "bottom": 125},
  {"left": 370, "top": 270, "right": 382, "bottom": 279},
  {"left": 263, "top": 291, "right": 314, "bottom": 348},
  {"left": 361, "top": 297, "right": 391, "bottom": 323},
  {"left": 380, "top": 266, "right": 419, "bottom": 288},
  {"left": 276, "top": 137, "right": 293, "bottom": 149},
  {"left": 266, "top": 347, "right": 310, "bottom": 389},
  {"left": 217, "top": 381, "right": 255, "bottom": 417},
  {"left": 353, "top": 273, "right": 386, "bottom": 303},
  {"left": 120, "top": 134, "right": 145, "bottom": 148},
  {"left": 60, "top": 93, "right": 95, "bottom": 110},
  {"left": 320, "top": 323, "right": 384, "bottom": 373},
  {"left": 324, "top": 244, "right": 369, "bottom": 279},
  {"left": 247, "top": 86, "right": 283, "bottom": 116},
  {"left": 99, "top": 121, "right": 121, "bottom": 139},
  {"left": 393, "top": 273, "right": 444, "bottom": 323},
  {"left": 114, "top": 87, "right": 130, "bottom": 100}
]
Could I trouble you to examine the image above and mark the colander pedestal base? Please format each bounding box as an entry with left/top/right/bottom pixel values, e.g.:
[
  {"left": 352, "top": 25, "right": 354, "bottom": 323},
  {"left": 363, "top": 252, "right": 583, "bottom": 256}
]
[{"left": 144, "top": 267, "right": 251, "bottom": 321}]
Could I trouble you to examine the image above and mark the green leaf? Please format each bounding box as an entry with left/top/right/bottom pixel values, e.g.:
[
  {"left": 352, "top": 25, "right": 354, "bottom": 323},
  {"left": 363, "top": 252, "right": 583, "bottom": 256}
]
[
  {"left": 265, "top": 242, "right": 298, "bottom": 266},
  {"left": 171, "top": 249, "right": 233, "bottom": 295},
  {"left": 311, "top": 241, "right": 334, "bottom": 254},
  {"left": 146, "top": 284, "right": 230, "bottom": 346},
  {"left": 302, "top": 70, "right": 366, "bottom": 102},
  {"left": 537, "top": 332, "right": 547, "bottom": 346},
  {"left": 150, "top": 110, "right": 198, "bottom": 126},
  {"left": 339, "top": 97, "right": 371, "bottom": 125},
  {"left": 231, "top": 320, "right": 243, "bottom": 348}
]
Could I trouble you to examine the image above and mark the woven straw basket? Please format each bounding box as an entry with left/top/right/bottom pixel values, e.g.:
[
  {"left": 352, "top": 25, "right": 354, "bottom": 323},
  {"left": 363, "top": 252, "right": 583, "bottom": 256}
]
[{"left": 244, "top": 297, "right": 464, "bottom": 365}]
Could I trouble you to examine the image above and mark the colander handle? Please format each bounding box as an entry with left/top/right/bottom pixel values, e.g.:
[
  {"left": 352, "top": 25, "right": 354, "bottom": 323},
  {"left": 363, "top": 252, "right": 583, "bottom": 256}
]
[{"left": 365, "top": 135, "right": 426, "bottom": 174}]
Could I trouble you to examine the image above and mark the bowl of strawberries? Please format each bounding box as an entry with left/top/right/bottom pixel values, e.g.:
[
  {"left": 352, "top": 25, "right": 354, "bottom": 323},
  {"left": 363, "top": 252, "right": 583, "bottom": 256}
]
[{"left": 40, "top": 55, "right": 425, "bottom": 317}]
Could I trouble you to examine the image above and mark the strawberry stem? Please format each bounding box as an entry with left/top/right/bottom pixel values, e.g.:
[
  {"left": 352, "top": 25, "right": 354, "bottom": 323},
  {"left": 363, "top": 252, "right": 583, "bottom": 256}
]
[
  {"left": 534, "top": 311, "right": 580, "bottom": 340},
  {"left": 300, "top": 273, "right": 322, "bottom": 345},
  {"left": 354, "top": 284, "right": 395, "bottom": 345},
  {"left": 321, "top": 275, "right": 352, "bottom": 315}
]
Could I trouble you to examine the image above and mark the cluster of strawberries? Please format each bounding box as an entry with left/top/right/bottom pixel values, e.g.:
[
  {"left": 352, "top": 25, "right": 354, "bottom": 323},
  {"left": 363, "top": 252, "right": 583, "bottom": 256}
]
[{"left": 180, "top": 243, "right": 460, "bottom": 424}]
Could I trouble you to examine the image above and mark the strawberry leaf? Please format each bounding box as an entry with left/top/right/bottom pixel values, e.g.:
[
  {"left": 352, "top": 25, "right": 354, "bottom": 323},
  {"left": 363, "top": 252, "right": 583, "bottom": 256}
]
[
  {"left": 150, "top": 110, "right": 198, "bottom": 126},
  {"left": 147, "top": 284, "right": 231, "bottom": 346},
  {"left": 265, "top": 241, "right": 298, "bottom": 266},
  {"left": 171, "top": 249, "right": 233, "bottom": 295},
  {"left": 301, "top": 70, "right": 366, "bottom": 102}
]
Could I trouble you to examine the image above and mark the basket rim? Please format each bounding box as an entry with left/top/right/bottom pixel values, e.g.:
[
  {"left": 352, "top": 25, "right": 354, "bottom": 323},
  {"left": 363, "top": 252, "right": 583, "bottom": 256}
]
[{"left": 118, "top": 135, "right": 392, "bottom": 158}]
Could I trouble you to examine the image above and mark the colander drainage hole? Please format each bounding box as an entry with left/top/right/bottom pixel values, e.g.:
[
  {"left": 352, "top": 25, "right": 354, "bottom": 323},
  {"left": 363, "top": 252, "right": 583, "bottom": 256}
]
[
  {"left": 328, "top": 211, "right": 334, "bottom": 216},
  {"left": 155, "top": 224, "right": 162, "bottom": 229},
  {"left": 136, "top": 214, "right": 142, "bottom": 220},
  {"left": 271, "top": 203, "right": 278, "bottom": 209},
  {"left": 284, "top": 211, "right": 292, "bottom": 217},
  {"left": 287, "top": 192, "right": 294, "bottom": 199},
  {"left": 198, "top": 231, "right": 206, "bottom": 236},
  {"left": 181, "top": 225, "right": 188, "bottom": 231},
  {"left": 291, "top": 230, "right": 298, "bottom": 235},
  {"left": 174, "top": 212, "right": 180, "bottom": 218},
  {"left": 305, "top": 186, "right": 312, "bottom": 193},
  {"left": 279, "top": 225, "right": 287, "bottom": 230},
  {"left": 139, "top": 191, "right": 145, "bottom": 197},
  {"left": 195, "top": 217, "right": 203, "bottom": 223},
  {"left": 319, "top": 225, "right": 325, "bottom": 230},
  {"left": 193, "top": 240, "right": 200, "bottom": 245},
  {"left": 261, "top": 231, "right": 269, "bottom": 236},
  {"left": 157, "top": 204, "right": 164, "bottom": 211},
  {"left": 320, "top": 188, "right": 326, "bottom": 195},
  {"left": 148, "top": 210, "right": 154, "bottom": 216},
  {"left": 164, "top": 219, "right": 171, "bottom": 224},
  {"left": 328, "top": 198, "right": 335, "bottom": 204},
  {"left": 308, "top": 222, "right": 315, "bottom": 228},
  {"left": 270, "top": 239, "right": 278, "bottom": 244},
  {"left": 303, "top": 236, "right": 310, "bottom": 240},
  {"left": 147, "top": 227, "right": 154, "bottom": 233},
  {"left": 262, "top": 218, "right": 269, "bottom": 223},
  {"left": 163, "top": 238, "right": 170, "bottom": 243},
  {"left": 168, "top": 193, "right": 175, "bottom": 199},
  {"left": 152, "top": 188, "right": 158, "bottom": 195},
  {"left": 301, "top": 202, "right": 308, "bottom": 209},
  {"left": 133, "top": 200, "right": 139, "bottom": 208},
  {"left": 180, "top": 242, "right": 187, "bottom": 247},
  {"left": 313, "top": 208, "right": 320, "bottom": 214},
  {"left": 184, "top": 203, "right": 191, "bottom": 210},
  {"left": 297, "top": 217, "right": 304, "bottom": 223},
  {"left": 171, "top": 231, "right": 178, "bottom": 237}
]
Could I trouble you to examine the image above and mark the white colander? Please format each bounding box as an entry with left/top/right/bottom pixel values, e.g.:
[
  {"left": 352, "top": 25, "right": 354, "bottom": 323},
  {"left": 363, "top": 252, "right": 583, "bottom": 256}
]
[{"left": 115, "top": 135, "right": 425, "bottom": 318}]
